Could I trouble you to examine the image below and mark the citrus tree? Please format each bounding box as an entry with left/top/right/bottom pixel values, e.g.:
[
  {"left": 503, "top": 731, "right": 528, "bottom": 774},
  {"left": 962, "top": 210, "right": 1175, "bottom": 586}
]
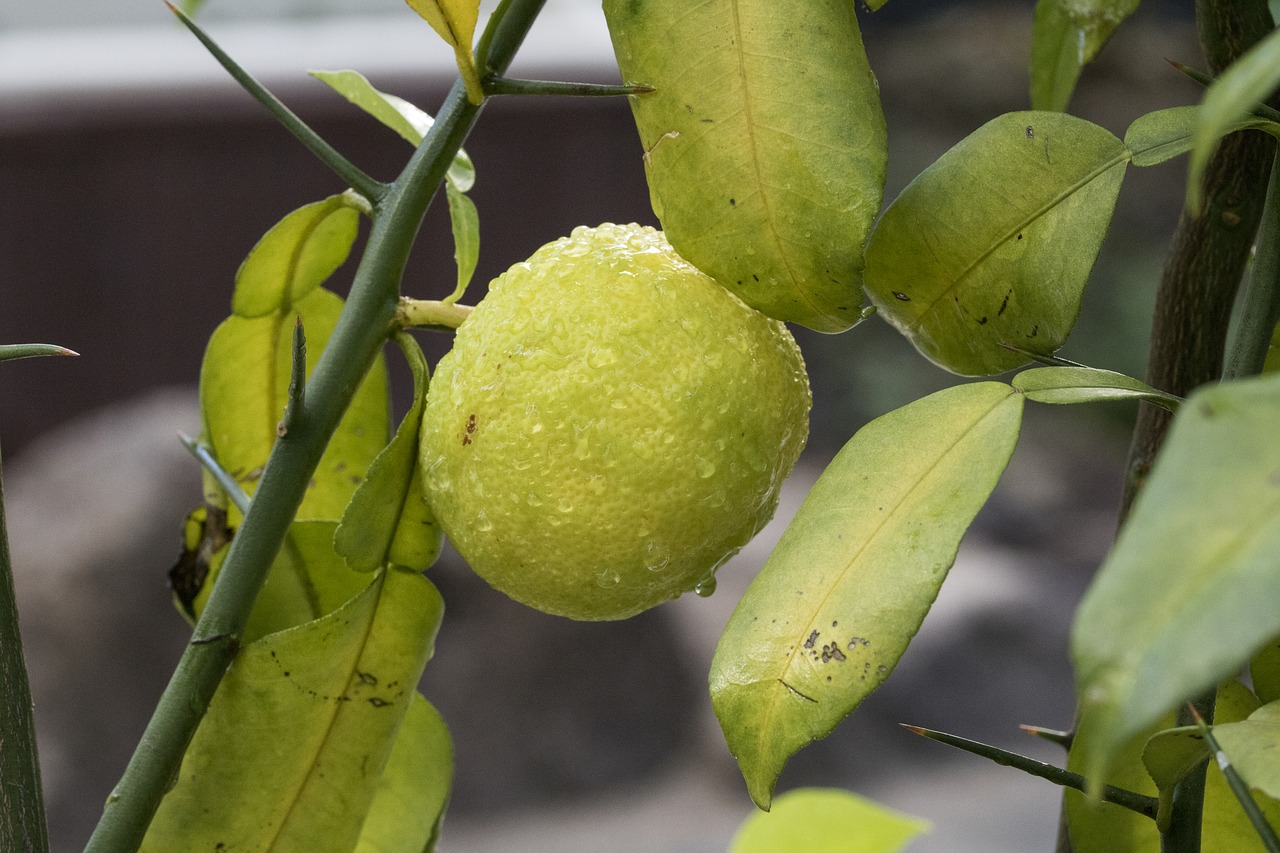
[{"left": 3, "top": 0, "right": 1280, "bottom": 851}]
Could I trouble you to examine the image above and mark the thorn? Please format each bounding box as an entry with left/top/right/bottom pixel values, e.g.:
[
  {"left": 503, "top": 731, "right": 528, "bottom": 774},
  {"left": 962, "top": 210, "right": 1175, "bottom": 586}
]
[
  {"left": 278, "top": 317, "right": 307, "bottom": 438},
  {"left": 899, "top": 723, "right": 927, "bottom": 736},
  {"left": 1020, "top": 724, "right": 1074, "bottom": 750}
]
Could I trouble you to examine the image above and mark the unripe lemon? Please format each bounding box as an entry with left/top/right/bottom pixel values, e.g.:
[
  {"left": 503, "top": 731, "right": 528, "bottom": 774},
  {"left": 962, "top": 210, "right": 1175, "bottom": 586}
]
[{"left": 419, "top": 223, "right": 810, "bottom": 620}]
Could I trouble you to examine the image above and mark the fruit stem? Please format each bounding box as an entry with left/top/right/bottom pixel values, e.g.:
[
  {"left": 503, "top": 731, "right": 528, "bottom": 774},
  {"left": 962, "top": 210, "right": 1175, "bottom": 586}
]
[{"left": 395, "top": 297, "right": 473, "bottom": 330}]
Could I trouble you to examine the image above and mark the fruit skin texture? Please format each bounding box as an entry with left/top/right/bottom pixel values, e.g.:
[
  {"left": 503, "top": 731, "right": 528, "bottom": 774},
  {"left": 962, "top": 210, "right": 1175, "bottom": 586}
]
[{"left": 419, "top": 223, "right": 811, "bottom": 620}]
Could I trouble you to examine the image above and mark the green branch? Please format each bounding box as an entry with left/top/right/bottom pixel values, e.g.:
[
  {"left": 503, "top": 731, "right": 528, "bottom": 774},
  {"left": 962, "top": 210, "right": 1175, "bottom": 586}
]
[{"left": 83, "top": 2, "right": 549, "bottom": 850}]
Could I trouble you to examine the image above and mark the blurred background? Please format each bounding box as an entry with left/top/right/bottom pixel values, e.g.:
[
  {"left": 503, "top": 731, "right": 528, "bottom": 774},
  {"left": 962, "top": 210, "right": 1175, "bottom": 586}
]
[{"left": 0, "top": 1, "right": 1223, "bottom": 850}]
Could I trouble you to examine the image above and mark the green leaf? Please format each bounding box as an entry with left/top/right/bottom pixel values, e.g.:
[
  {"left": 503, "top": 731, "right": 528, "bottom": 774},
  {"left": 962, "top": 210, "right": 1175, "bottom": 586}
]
[
  {"left": 1064, "top": 707, "right": 1166, "bottom": 853},
  {"left": 1141, "top": 682, "right": 1280, "bottom": 849},
  {"left": 335, "top": 334, "right": 442, "bottom": 573},
  {"left": 355, "top": 694, "right": 454, "bottom": 853},
  {"left": 1030, "top": 0, "right": 1140, "bottom": 112},
  {"left": 1071, "top": 372, "right": 1280, "bottom": 786},
  {"left": 1013, "top": 366, "right": 1181, "bottom": 410},
  {"left": 1215, "top": 700, "right": 1280, "bottom": 803},
  {"left": 189, "top": 520, "right": 372, "bottom": 645},
  {"left": 864, "top": 111, "right": 1127, "bottom": 376},
  {"left": 1204, "top": 687, "right": 1280, "bottom": 851},
  {"left": 309, "top": 69, "right": 476, "bottom": 191},
  {"left": 444, "top": 182, "right": 480, "bottom": 304},
  {"left": 201, "top": 288, "right": 390, "bottom": 521},
  {"left": 141, "top": 566, "right": 445, "bottom": 853},
  {"left": 729, "top": 788, "right": 929, "bottom": 853},
  {"left": 1141, "top": 681, "right": 1254, "bottom": 831},
  {"left": 1125, "top": 106, "right": 1280, "bottom": 168},
  {"left": 1190, "top": 26, "right": 1280, "bottom": 211},
  {"left": 604, "top": 0, "right": 887, "bottom": 332},
  {"left": 403, "top": 0, "right": 484, "bottom": 104},
  {"left": 233, "top": 196, "right": 361, "bottom": 319},
  {"left": 1252, "top": 637, "right": 1280, "bottom": 705},
  {"left": 710, "top": 382, "right": 1023, "bottom": 808}
]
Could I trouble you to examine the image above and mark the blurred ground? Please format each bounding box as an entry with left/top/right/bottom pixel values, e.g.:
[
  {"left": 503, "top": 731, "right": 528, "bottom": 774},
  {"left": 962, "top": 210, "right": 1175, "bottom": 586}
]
[{"left": 2, "top": 3, "right": 1212, "bottom": 851}]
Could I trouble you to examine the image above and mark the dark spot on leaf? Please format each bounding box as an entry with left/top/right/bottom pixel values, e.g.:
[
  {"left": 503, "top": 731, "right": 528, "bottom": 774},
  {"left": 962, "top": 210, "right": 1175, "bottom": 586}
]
[
  {"left": 1025, "top": 125, "right": 1034, "bottom": 138},
  {"left": 977, "top": 316, "right": 988, "bottom": 325},
  {"left": 752, "top": 274, "right": 759, "bottom": 282},
  {"left": 368, "top": 697, "right": 392, "bottom": 708},
  {"left": 893, "top": 291, "right": 910, "bottom": 302},
  {"left": 1029, "top": 324, "right": 1039, "bottom": 338},
  {"left": 462, "top": 413, "right": 477, "bottom": 446},
  {"left": 804, "top": 630, "right": 819, "bottom": 649},
  {"left": 729, "top": 198, "right": 736, "bottom": 206},
  {"left": 357, "top": 672, "right": 378, "bottom": 687},
  {"left": 998, "top": 293, "right": 1010, "bottom": 316},
  {"left": 1016, "top": 233, "right": 1023, "bottom": 241}
]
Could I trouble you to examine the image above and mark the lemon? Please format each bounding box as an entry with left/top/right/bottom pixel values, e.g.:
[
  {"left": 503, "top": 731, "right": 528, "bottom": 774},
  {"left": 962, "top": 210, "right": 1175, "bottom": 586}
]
[{"left": 419, "top": 223, "right": 810, "bottom": 620}]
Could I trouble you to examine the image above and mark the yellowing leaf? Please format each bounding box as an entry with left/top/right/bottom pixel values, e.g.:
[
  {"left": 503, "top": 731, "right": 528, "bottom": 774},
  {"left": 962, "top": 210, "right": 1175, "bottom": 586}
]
[
  {"left": 200, "top": 288, "right": 389, "bottom": 522},
  {"left": 711, "top": 382, "right": 1023, "bottom": 807},
  {"left": 865, "top": 111, "right": 1127, "bottom": 376},
  {"left": 141, "top": 567, "right": 446, "bottom": 853},
  {"left": 404, "top": 0, "right": 484, "bottom": 104},
  {"left": 730, "top": 788, "right": 928, "bottom": 853},
  {"left": 604, "top": 0, "right": 886, "bottom": 332}
]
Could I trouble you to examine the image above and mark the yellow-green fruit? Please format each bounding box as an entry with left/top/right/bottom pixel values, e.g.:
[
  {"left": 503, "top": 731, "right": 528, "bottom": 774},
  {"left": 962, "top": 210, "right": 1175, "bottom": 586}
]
[{"left": 419, "top": 223, "right": 811, "bottom": 620}]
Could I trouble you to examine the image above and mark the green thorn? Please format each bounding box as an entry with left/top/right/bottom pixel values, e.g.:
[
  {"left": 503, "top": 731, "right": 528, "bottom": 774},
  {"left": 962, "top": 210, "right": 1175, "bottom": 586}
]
[
  {"left": 1020, "top": 723, "right": 1074, "bottom": 750},
  {"left": 278, "top": 317, "right": 307, "bottom": 438},
  {"left": 1188, "top": 705, "right": 1280, "bottom": 852},
  {"left": 900, "top": 724, "right": 1158, "bottom": 820},
  {"left": 0, "top": 344, "right": 78, "bottom": 362},
  {"left": 997, "top": 343, "right": 1086, "bottom": 367},
  {"left": 483, "top": 75, "right": 654, "bottom": 98},
  {"left": 1166, "top": 58, "right": 1280, "bottom": 124},
  {"left": 178, "top": 434, "right": 251, "bottom": 514},
  {"left": 165, "top": 2, "right": 387, "bottom": 202}
]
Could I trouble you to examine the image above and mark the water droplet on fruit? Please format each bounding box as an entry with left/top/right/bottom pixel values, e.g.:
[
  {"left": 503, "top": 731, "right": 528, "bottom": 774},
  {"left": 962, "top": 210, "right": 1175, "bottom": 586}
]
[
  {"left": 644, "top": 541, "right": 670, "bottom": 572},
  {"left": 696, "top": 457, "right": 716, "bottom": 478},
  {"left": 526, "top": 493, "right": 542, "bottom": 507},
  {"left": 557, "top": 497, "right": 574, "bottom": 514},
  {"left": 588, "top": 346, "right": 618, "bottom": 368},
  {"left": 596, "top": 570, "right": 621, "bottom": 588},
  {"left": 694, "top": 576, "right": 717, "bottom": 597},
  {"left": 474, "top": 510, "right": 493, "bottom": 533}
]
